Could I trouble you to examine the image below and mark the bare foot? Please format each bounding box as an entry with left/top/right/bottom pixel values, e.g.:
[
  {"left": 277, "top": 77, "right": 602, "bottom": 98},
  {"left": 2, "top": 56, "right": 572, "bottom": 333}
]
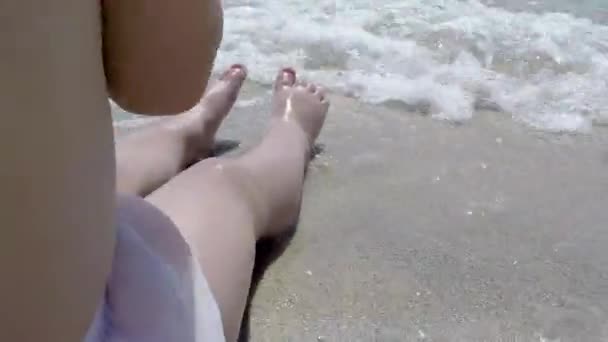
[
  {"left": 271, "top": 68, "right": 329, "bottom": 147},
  {"left": 179, "top": 64, "right": 247, "bottom": 157},
  {"left": 249, "top": 68, "right": 329, "bottom": 236}
]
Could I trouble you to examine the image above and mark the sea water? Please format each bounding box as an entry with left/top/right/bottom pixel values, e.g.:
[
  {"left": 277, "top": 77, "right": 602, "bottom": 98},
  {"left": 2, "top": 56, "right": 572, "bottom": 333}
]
[{"left": 215, "top": 0, "right": 608, "bottom": 133}]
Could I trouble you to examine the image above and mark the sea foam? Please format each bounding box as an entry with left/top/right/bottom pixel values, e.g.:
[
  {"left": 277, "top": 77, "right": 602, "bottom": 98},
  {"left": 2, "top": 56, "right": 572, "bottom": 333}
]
[{"left": 216, "top": 0, "right": 608, "bottom": 133}]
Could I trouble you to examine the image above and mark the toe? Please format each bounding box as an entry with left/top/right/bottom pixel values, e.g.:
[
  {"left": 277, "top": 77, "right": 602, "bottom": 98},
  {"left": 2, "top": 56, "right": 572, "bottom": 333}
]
[
  {"left": 220, "top": 64, "right": 247, "bottom": 82},
  {"left": 200, "top": 65, "right": 246, "bottom": 108},
  {"left": 306, "top": 83, "right": 317, "bottom": 93},
  {"left": 315, "top": 86, "right": 327, "bottom": 102},
  {"left": 274, "top": 67, "right": 297, "bottom": 89}
]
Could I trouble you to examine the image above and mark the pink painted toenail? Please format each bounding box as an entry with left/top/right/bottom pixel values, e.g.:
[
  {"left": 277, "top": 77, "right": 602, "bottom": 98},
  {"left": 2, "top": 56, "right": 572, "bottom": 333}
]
[
  {"left": 230, "top": 64, "right": 247, "bottom": 76},
  {"left": 281, "top": 67, "right": 296, "bottom": 81}
]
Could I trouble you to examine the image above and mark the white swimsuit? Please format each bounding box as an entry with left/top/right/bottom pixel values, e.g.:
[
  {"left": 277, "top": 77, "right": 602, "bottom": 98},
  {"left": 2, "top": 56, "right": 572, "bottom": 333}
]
[{"left": 84, "top": 221, "right": 225, "bottom": 342}]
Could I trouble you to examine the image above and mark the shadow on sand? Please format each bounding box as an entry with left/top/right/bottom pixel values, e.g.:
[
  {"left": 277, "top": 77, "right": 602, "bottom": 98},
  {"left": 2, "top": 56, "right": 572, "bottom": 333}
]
[
  {"left": 211, "top": 139, "right": 241, "bottom": 157},
  {"left": 237, "top": 228, "right": 296, "bottom": 342}
]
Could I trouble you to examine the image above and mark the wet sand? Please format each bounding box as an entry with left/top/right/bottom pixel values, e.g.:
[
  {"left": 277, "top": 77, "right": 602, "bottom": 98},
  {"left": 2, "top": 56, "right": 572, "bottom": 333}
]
[{"left": 115, "top": 82, "right": 608, "bottom": 341}]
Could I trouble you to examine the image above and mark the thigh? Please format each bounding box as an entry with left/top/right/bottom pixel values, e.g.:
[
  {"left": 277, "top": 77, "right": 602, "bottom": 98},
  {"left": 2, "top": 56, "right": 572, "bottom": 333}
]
[
  {"left": 1, "top": 0, "right": 114, "bottom": 340},
  {"left": 107, "top": 195, "right": 225, "bottom": 342},
  {"left": 145, "top": 158, "right": 259, "bottom": 342},
  {"left": 102, "top": 0, "right": 224, "bottom": 114}
]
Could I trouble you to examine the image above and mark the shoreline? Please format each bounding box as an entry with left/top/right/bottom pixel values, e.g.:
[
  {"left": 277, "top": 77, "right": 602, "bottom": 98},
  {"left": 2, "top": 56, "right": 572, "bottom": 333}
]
[{"left": 114, "top": 85, "right": 608, "bottom": 341}]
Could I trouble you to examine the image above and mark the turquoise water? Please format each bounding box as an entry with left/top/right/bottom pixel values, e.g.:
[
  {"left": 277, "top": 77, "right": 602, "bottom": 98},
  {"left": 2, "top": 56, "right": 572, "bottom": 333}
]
[{"left": 216, "top": 0, "right": 608, "bottom": 132}]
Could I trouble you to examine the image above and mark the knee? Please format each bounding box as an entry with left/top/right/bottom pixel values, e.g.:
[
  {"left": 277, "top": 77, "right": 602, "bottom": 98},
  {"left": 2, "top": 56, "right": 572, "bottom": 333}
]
[
  {"left": 103, "top": 0, "right": 224, "bottom": 115},
  {"left": 195, "top": 158, "right": 252, "bottom": 193},
  {"left": 194, "top": 158, "right": 266, "bottom": 221}
]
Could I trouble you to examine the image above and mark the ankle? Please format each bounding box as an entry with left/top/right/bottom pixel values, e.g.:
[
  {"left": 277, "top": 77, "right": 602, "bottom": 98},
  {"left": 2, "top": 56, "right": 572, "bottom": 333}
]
[
  {"left": 175, "top": 114, "right": 215, "bottom": 156},
  {"left": 268, "top": 118, "right": 312, "bottom": 155}
]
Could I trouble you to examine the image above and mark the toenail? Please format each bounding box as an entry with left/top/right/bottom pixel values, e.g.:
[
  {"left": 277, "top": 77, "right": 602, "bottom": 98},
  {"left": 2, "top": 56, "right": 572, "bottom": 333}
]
[
  {"left": 281, "top": 68, "right": 296, "bottom": 81},
  {"left": 230, "top": 64, "right": 246, "bottom": 76}
]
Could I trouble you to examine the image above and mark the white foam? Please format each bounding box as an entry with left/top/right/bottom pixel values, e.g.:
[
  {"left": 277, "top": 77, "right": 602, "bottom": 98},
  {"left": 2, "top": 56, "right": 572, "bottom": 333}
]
[
  {"left": 217, "top": 0, "right": 608, "bottom": 133},
  {"left": 235, "top": 96, "right": 265, "bottom": 108}
]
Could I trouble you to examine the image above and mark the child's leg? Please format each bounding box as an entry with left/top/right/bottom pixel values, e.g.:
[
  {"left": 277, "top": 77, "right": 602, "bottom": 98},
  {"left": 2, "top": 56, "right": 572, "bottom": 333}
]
[
  {"left": 115, "top": 66, "right": 246, "bottom": 197},
  {"left": 146, "top": 69, "right": 329, "bottom": 341},
  {"left": 1, "top": 1, "right": 114, "bottom": 340}
]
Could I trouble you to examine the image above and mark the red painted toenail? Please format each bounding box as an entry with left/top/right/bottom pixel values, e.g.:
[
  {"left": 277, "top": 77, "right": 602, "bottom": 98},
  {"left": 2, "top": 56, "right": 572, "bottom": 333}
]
[
  {"left": 230, "top": 64, "right": 247, "bottom": 76},
  {"left": 282, "top": 67, "right": 296, "bottom": 77},
  {"left": 280, "top": 68, "right": 296, "bottom": 84}
]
